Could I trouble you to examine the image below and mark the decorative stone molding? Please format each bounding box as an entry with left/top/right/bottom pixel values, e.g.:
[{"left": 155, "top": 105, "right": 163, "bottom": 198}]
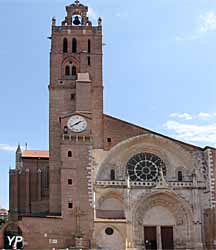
[
  {"left": 192, "top": 151, "right": 207, "bottom": 181},
  {"left": 95, "top": 180, "right": 205, "bottom": 189},
  {"left": 206, "top": 148, "right": 216, "bottom": 208},
  {"left": 131, "top": 191, "right": 195, "bottom": 248},
  {"left": 87, "top": 145, "right": 94, "bottom": 207},
  {"left": 96, "top": 134, "right": 194, "bottom": 182}
]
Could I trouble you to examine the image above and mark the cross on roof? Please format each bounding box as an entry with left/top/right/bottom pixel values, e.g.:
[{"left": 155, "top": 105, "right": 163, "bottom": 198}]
[{"left": 75, "top": 0, "right": 80, "bottom": 4}]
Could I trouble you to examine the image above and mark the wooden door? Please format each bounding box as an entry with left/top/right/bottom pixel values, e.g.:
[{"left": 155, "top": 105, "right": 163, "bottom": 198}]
[
  {"left": 161, "top": 226, "right": 174, "bottom": 250},
  {"left": 144, "top": 226, "right": 157, "bottom": 250}
]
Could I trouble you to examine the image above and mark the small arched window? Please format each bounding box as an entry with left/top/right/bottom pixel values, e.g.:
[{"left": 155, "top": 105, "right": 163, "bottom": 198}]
[
  {"left": 72, "top": 38, "right": 77, "bottom": 53},
  {"left": 110, "top": 169, "right": 115, "bottom": 180},
  {"left": 65, "top": 65, "right": 70, "bottom": 76},
  {"left": 72, "top": 66, "right": 77, "bottom": 79},
  {"left": 88, "top": 39, "right": 91, "bottom": 53},
  {"left": 88, "top": 56, "right": 91, "bottom": 66},
  {"left": 68, "top": 151, "right": 72, "bottom": 157},
  {"left": 71, "top": 93, "right": 75, "bottom": 100},
  {"left": 64, "top": 126, "right": 68, "bottom": 134},
  {"left": 63, "top": 38, "right": 68, "bottom": 53},
  {"left": 178, "top": 171, "right": 183, "bottom": 182},
  {"left": 68, "top": 202, "right": 73, "bottom": 208}
]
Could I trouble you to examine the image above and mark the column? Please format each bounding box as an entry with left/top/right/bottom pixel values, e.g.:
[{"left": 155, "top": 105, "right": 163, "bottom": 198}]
[
  {"left": 126, "top": 189, "right": 134, "bottom": 250},
  {"left": 157, "top": 226, "right": 162, "bottom": 250},
  {"left": 25, "top": 168, "right": 30, "bottom": 214},
  {"left": 9, "top": 170, "right": 19, "bottom": 217},
  {"left": 38, "top": 169, "right": 42, "bottom": 201},
  {"left": 192, "top": 173, "right": 203, "bottom": 249},
  {"left": 91, "top": 191, "right": 97, "bottom": 249}
]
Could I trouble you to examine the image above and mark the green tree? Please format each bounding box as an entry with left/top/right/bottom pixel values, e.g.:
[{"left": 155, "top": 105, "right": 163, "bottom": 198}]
[{"left": 0, "top": 218, "right": 7, "bottom": 228}]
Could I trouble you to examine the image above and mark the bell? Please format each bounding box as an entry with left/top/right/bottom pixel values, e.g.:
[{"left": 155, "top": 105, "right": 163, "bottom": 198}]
[{"left": 73, "top": 16, "right": 81, "bottom": 26}]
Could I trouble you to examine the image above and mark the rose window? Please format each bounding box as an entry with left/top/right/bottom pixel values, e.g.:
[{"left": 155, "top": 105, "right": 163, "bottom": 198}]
[{"left": 127, "top": 153, "right": 166, "bottom": 181}]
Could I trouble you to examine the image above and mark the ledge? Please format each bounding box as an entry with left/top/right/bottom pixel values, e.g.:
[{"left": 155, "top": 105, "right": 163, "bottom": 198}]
[
  {"left": 94, "top": 218, "right": 126, "bottom": 223},
  {"left": 95, "top": 180, "right": 206, "bottom": 189}
]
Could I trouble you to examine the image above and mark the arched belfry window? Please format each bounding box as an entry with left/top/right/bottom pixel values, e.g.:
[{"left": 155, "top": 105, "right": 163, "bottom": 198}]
[
  {"left": 63, "top": 38, "right": 68, "bottom": 53},
  {"left": 88, "top": 39, "right": 91, "bottom": 53},
  {"left": 72, "top": 38, "right": 77, "bottom": 53},
  {"left": 110, "top": 169, "right": 115, "bottom": 180},
  {"left": 72, "top": 66, "right": 77, "bottom": 80},
  {"left": 65, "top": 65, "right": 70, "bottom": 76}
]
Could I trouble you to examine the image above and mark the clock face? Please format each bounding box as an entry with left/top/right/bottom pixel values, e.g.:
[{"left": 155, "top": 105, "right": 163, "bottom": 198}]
[
  {"left": 127, "top": 153, "right": 166, "bottom": 182},
  {"left": 67, "top": 115, "right": 87, "bottom": 133}
]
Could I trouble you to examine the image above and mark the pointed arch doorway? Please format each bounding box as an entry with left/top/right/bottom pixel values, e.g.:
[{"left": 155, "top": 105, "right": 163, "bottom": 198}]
[
  {"left": 143, "top": 206, "right": 174, "bottom": 250},
  {"left": 133, "top": 192, "right": 195, "bottom": 250}
]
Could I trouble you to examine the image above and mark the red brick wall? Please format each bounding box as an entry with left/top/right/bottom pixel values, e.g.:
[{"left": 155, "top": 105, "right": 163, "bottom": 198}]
[
  {"left": 60, "top": 143, "right": 93, "bottom": 239},
  {"left": 204, "top": 208, "right": 216, "bottom": 250},
  {"left": 9, "top": 158, "right": 49, "bottom": 218},
  {"left": 103, "top": 115, "right": 148, "bottom": 150},
  {"left": 49, "top": 23, "right": 103, "bottom": 214},
  {"left": 103, "top": 114, "right": 199, "bottom": 152}
]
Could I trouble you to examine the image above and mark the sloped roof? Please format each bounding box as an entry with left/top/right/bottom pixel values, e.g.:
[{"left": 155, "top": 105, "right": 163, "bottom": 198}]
[
  {"left": 20, "top": 115, "right": 215, "bottom": 160},
  {"left": 104, "top": 114, "right": 206, "bottom": 151},
  {"left": 22, "top": 150, "right": 49, "bottom": 158}
]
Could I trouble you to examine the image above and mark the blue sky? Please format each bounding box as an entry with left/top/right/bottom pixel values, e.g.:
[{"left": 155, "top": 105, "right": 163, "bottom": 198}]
[{"left": 1, "top": 0, "right": 216, "bottom": 208}]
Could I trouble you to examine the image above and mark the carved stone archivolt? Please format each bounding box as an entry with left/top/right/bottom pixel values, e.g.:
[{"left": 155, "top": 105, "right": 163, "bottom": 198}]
[
  {"left": 192, "top": 151, "right": 207, "bottom": 181},
  {"left": 131, "top": 191, "right": 195, "bottom": 247},
  {"left": 96, "top": 190, "right": 124, "bottom": 208},
  {"left": 96, "top": 134, "right": 193, "bottom": 181}
]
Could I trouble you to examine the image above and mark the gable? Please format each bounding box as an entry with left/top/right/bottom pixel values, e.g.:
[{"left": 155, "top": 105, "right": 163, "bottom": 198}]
[{"left": 103, "top": 114, "right": 202, "bottom": 152}]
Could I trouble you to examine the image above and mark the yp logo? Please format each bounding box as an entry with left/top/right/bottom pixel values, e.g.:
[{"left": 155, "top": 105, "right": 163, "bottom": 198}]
[{"left": 6, "top": 236, "right": 24, "bottom": 249}]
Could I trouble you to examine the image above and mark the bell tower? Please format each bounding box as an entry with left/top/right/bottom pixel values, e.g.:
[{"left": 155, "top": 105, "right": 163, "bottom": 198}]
[{"left": 49, "top": 0, "right": 103, "bottom": 245}]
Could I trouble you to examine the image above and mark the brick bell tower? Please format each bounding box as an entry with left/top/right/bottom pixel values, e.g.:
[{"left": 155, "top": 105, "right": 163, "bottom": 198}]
[{"left": 49, "top": 0, "right": 103, "bottom": 246}]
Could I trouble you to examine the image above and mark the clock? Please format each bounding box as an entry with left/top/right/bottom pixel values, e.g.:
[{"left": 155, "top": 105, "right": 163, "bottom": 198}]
[
  {"left": 127, "top": 153, "right": 166, "bottom": 182},
  {"left": 67, "top": 115, "right": 87, "bottom": 133}
]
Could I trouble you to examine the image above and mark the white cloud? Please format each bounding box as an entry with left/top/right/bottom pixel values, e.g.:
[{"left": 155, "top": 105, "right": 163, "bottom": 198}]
[
  {"left": 169, "top": 112, "right": 216, "bottom": 121},
  {"left": 164, "top": 120, "right": 216, "bottom": 145},
  {"left": 0, "top": 144, "right": 18, "bottom": 152},
  {"left": 88, "top": 7, "right": 97, "bottom": 22},
  {"left": 175, "top": 34, "right": 201, "bottom": 42},
  {"left": 169, "top": 113, "right": 193, "bottom": 120},
  {"left": 175, "top": 11, "right": 216, "bottom": 42},
  {"left": 197, "top": 112, "right": 212, "bottom": 119},
  {"left": 200, "top": 11, "right": 216, "bottom": 33}
]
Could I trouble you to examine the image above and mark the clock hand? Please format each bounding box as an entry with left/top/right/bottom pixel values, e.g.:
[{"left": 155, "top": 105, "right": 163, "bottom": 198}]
[{"left": 71, "top": 121, "right": 82, "bottom": 127}]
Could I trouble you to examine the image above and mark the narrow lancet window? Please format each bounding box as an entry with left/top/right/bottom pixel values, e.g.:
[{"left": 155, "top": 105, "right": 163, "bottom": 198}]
[
  {"left": 111, "top": 169, "right": 115, "bottom": 180},
  {"left": 72, "top": 38, "right": 77, "bottom": 53},
  {"left": 72, "top": 66, "right": 77, "bottom": 79},
  {"left": 63, "top": 38, "right": 68, "bottom": 53},
  {"left": 88, "top": 39, "right": 91, "bottom": 53},
  {"left": 178, "top": 171, "right": 183, "bottom": 181},
  {"left": 65, "top": 65, "right": 70, "bottom": 76}
]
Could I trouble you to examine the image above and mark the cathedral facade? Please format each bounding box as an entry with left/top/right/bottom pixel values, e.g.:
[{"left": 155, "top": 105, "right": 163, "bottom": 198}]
[{"left": 1, "top": 1, "right": 216, "bottom": 250}]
